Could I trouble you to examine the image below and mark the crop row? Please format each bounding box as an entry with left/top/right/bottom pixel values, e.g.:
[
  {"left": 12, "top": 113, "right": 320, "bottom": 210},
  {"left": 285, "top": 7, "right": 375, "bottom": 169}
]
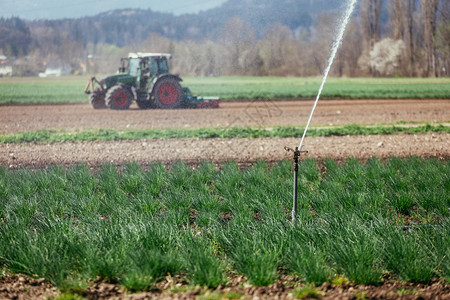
[
  {"left": 0, "top": 157, "right": 448, "bottom": 292},
  {"left": 1, "top": 123, "right": 448, "bottom": 143},
  {"left": 0, "top": 77, "right": 449, "bottom": 104}
]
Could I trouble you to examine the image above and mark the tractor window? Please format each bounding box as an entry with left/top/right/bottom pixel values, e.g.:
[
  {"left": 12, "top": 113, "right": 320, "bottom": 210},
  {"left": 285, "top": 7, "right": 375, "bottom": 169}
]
[
  {"left": 129, "top": 58, "right": 140, "bottom": 77},
  {"left": 141, "top": 59, "right": 149, "bottom": 74},
  {"left": 149, "top": 59, "right": 158, "bottom": 75},
  {"left": 158, "top": 59, "right": 169, "bottom": 74}
]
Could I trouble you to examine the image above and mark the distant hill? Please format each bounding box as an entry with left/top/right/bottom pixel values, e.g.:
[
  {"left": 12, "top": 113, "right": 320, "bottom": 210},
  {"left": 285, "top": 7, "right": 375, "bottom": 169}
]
[
  {"left": 1, "top": 0, "right": 442, "bottom": 78},
  {"left": 24, "top": 0, "right": 348, "bottom": 47}
]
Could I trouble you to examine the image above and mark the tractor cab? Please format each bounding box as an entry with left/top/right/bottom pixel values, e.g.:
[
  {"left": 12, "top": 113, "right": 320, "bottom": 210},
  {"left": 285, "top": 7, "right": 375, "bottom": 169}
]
[
  {"left": 127, "top": 53, "right": 171, "bottom": 77},
  {"left": 118, "top": 53, "right": 170, "bottom": 78}
]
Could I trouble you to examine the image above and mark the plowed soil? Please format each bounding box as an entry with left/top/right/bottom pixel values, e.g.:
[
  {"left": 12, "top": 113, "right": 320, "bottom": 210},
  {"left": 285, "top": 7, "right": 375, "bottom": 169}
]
[
  {"left": 2, "top": 133, "right": 449, "bottom": 169},
  {"left": 1, "top": 99, "right": 449, "bottom": 133},
  {"left": 2, "top": 273, "right": 449, "bottom": 299},
  {"left": 0, "top": 99, "right": 449, "bottom": 168}
]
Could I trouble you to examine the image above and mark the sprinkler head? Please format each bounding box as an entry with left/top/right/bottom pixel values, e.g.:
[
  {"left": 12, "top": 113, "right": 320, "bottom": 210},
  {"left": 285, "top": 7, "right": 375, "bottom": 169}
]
[
  {"left": 285, "top": 146, "right": 308, "bottom": 171},
  {"left": 284, "top": 146, "right": 308, "bottom": 158}
]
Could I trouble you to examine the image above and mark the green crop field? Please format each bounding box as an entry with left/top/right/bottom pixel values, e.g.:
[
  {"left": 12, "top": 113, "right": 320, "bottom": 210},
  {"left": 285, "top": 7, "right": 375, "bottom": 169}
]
[
  {"left": 0, "top": 123, "right": 448, "bottom": 143},
  {"left": 0, "top": 76, "right": 449, "bottom": 105},
  {"left": 0, "top": 78, "right": 87, "bottom": 104},
  {"left": 184, "top": 77, "right": 450, "bottom": 100},
  {"left": 0, "top": 157, "right": 448, "bottom": 293}
]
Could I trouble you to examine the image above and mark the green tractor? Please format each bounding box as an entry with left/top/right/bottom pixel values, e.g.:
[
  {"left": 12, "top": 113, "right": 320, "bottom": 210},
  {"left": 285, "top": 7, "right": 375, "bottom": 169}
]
[{"left": 84, "top": 53, "right": 219, "bottom": 110}]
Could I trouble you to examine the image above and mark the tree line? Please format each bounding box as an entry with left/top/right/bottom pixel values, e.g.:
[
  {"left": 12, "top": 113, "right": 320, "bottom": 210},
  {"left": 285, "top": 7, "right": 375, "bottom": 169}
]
[{"left": 0, "top": 0, "right": 448, "bottom": 77}]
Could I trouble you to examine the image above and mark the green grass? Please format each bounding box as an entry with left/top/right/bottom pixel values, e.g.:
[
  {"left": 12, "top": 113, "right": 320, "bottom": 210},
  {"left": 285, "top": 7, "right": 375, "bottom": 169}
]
[
  {"left": 291, "top": 284, "right": 325, "bottom": 299},
  {"left": 0, "top": 77, "right": 87, "bottom": 104},
  {"left": 0, "top": 157, "right": 448, "bottom": 292},
  {"left": 184, "top": 77, "right": 450, "bottom": 100},
  {"left": 0, "top": 76, "right": 449, "bottom": 105},
  {"left": 0, "top": 123, "right": 448, "bottom": 143}
]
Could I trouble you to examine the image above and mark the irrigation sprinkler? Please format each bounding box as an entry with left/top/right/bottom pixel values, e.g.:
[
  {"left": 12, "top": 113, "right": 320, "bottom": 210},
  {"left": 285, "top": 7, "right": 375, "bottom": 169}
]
[
  {"left": 285, "top": 146, "right": 307, "bottom": 222},
  {"left": 287, "top": 0, "right": 357, "bottom": 222}
]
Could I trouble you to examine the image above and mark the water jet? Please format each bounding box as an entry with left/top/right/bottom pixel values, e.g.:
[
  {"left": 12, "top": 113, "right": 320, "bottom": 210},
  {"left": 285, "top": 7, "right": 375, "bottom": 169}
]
[{"left": 288, "top": 0, "right": 358, "bottom": 222}]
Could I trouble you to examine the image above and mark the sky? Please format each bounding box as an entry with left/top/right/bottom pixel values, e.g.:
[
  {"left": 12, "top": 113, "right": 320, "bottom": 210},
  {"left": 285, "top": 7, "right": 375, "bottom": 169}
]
[{"left": 0, "top": 0, "right": 227, "bottom": 20}]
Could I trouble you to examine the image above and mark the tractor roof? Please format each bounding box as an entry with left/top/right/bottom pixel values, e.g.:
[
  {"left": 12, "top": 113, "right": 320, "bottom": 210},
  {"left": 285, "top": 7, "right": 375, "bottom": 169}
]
[{"left": 128, "top": 52, "right": 172, "bottom": 59}]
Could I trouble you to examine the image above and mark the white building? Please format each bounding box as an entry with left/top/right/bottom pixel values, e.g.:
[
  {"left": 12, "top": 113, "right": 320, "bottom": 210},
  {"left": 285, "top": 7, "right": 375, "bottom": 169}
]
[{"left": 0, "top": 55, "right": 12, "bottom": 77}]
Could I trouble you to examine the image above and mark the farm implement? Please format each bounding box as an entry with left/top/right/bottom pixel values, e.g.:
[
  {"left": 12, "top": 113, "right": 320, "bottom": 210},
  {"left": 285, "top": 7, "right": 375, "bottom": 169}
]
[{"left": 84, "top": 53, "right": 219, "bottom": 110}]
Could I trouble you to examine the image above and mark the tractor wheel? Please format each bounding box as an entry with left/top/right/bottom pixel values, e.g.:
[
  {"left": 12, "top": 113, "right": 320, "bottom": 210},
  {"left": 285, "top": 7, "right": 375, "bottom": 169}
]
[
  {"left": 136, "top": 93, "right": 152, "bottom": 109},
  {"left": 105, "top": 85, "right": 133, "bottom": 110},
  {"left": 89, "top": 91, "right": 106, "bottom": 109},
  {"left": 152, "top": 77, "right": 184, "bottom": 109}
]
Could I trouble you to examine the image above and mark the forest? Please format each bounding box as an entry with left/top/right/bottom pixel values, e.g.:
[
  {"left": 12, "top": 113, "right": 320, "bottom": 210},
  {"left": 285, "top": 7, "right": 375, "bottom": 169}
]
[{"left": 0, "top": 0, "right": 448, "bottom": 78}]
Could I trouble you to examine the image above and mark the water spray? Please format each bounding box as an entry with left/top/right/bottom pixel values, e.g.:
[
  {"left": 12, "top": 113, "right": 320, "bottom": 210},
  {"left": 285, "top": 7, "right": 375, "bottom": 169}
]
[{"left": 287, "top": 0, "right": 358, "bottom": 222}]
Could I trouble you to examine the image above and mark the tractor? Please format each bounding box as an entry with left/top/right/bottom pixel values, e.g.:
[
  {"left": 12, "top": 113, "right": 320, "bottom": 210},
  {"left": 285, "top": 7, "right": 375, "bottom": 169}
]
[{"left": 84, "top": 53, "right": 219, "bottom": 110}]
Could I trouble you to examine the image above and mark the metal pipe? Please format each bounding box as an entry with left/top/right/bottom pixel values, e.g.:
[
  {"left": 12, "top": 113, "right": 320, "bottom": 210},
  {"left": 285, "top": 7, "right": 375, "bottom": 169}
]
[
  {"left": 292, "top": 147, "right": 299, "bottom": 222},
  {"left": 285, "top": 146, "right": 303, "bottom": 223}
]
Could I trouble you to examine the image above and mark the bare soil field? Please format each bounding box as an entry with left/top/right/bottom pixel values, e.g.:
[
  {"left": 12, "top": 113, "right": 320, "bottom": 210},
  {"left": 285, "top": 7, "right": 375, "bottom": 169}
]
[
  {"left": 2, "top": 133, "right": 449, "bottom": 169},
  {"left": 2, "top": 273, "right": 450, "bottom": 300},
  {"left": 1, "top": 99, "right": 449, "bottom": 168},
  {"left": 0, "top": 99, "right": 449, "bottom": 133}
]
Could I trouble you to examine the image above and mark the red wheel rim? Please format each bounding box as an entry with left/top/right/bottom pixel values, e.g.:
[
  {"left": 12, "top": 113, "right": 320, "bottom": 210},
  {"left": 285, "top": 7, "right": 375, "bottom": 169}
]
[
  {"left": 158, "top": 83, "right": 178, "bottom": 105},
  {"left": 113, "top": 91, "right": 129, "bottom": 108}
]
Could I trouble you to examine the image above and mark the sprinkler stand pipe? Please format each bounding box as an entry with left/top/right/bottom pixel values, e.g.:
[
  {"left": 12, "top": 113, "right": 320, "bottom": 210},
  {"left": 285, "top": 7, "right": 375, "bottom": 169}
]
[
  {"left": 285, "top": 146, "right": 306, "bottom": 222},
  {"left": 292, "top": 147, "right": 299, "bottom": 221}
]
